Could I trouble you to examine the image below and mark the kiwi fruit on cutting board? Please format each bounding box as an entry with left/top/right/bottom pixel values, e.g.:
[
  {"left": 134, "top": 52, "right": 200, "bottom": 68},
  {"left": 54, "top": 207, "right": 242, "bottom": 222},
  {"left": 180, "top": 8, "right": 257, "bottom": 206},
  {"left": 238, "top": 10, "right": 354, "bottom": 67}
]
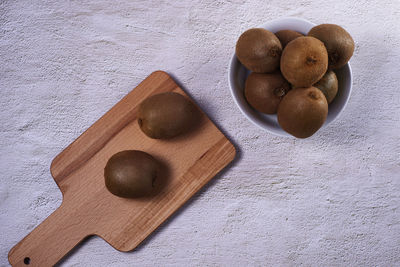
[
  {"left": 235, "top": 21, "right": 354, "bottom": 138},
  {"left": 104, "top": 150, "right": 159, "bottom": 198},
  {"left": 138, "top": 92, "right": 199, "bottom": 139},
  {"left": 105, "top": 93, "right": 199, "bottom": 198}
]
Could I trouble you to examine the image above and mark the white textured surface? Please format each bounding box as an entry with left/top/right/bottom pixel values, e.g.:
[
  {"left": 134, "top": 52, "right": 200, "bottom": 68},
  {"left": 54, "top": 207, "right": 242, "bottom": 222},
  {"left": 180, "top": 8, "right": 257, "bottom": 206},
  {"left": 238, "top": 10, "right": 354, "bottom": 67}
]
[{"left": 1, "top": 0, "right": 400, "bottom": 266}]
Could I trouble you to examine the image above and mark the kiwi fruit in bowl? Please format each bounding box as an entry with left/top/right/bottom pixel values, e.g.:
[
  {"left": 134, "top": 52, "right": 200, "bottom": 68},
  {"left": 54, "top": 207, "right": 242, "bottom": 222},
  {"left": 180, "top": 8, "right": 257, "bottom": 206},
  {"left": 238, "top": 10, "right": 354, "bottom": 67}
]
[
  {"left": 308, "top": 24, "right": 354, "bottom": 69},
  {"left": 229, "top": 18, "right": 353, "bottom": 138},
  {"left": 244, "top": 72, "right": 290, "bottom": 114},
  {"left": 280, "top": 36, "right": 328, "bottom": 88},
  {"left": 314, "top": 70, "right": 338, "bottom": 104},
  {"left": 275, "top": 30, "right": 304, "bottom": 48},
  {"left": 235, "top": 28, "right": 282, "bottom": 73},
  {"left": 277, "top": 87, "right": 328, "bottom": 138}
]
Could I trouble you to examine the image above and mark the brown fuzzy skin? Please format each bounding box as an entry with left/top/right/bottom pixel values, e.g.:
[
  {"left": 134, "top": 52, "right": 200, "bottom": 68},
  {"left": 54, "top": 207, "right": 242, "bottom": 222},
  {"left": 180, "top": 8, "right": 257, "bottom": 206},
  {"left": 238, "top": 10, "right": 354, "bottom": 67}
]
[
  {"left": 138, "top": 92, "right": 198, "bottom": 139},
  {"left": 314, "top": 70, "right": 338, "bottom": 104},
  {"left": 280, "top": 36, "right": 328, "bottom": 87},
  {"left": 244, "top": 72, "right": 290, "bottom": 114},
  {"left": 277, "top": 87, "right": 328, "bottom": 138},
  {"left": 236, "top": 28, "right": 282, "bottom": 73},
  {"left": 275, "top": 30, "right": 304, "bottom": 48},
  {"left": 105, "top": 150, "right": 159, "bottom": 198},
  {"left": 308, "top": 24, "right": 354, "bottom": 69}
]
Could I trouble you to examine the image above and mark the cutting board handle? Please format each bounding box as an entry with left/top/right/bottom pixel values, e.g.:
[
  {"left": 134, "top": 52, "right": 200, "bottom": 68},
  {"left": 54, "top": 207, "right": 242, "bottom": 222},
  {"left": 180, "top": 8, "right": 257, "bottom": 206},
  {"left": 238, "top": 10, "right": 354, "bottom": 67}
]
[{"left": 8, "top": 202, "right": 89, "bottom": 267}]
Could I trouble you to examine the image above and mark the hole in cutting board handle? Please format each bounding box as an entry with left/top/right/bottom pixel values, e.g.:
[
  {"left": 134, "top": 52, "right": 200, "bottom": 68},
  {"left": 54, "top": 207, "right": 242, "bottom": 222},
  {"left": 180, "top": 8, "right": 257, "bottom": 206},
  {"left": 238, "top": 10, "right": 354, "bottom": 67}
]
[{"left": 24, "top": 257, "right": 30, "bottom": 265}]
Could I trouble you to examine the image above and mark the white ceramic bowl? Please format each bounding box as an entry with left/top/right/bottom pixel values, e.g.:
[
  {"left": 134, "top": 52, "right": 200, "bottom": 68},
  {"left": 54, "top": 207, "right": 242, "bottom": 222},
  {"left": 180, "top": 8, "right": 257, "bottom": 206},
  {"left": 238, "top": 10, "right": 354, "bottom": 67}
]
[{"left": 228, "top": 17, "right": 353, "bottom": 137}]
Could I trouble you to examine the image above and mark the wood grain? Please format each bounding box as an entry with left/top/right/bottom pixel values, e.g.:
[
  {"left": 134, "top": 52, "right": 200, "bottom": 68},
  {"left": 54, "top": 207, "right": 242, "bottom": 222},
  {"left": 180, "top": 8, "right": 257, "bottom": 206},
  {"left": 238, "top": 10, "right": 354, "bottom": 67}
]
[{"left": 8, "top": 71, "right": 236, "bottom": 267}]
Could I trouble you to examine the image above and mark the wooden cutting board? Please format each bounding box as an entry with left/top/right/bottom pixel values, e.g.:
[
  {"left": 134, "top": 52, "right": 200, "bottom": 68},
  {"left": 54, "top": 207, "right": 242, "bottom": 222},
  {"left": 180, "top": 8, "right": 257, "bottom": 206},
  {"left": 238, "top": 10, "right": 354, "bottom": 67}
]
[{"left": 8, "top": 71, "right": 236, "bottom": 267}]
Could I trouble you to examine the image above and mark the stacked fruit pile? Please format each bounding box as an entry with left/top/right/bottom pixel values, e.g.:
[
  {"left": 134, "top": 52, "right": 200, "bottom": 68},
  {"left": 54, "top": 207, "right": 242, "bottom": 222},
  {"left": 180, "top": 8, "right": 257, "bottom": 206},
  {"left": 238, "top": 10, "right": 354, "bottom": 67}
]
[{"left": 235, "top": 24, "right": 354, "bottom": 138}]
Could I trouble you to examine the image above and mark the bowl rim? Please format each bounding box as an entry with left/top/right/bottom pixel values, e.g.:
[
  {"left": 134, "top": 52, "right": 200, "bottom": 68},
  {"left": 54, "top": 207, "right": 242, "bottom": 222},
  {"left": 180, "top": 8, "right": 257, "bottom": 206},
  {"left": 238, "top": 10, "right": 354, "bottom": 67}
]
[{"left": 228, "top": 17, "right": 353, "bottom": 137}]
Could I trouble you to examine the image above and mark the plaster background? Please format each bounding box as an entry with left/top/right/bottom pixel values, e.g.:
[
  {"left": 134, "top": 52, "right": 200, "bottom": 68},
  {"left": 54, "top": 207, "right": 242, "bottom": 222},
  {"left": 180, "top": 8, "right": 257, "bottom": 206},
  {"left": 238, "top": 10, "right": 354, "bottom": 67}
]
[{"left": 1, "top": 0, "right": 399, "bottom": 266}]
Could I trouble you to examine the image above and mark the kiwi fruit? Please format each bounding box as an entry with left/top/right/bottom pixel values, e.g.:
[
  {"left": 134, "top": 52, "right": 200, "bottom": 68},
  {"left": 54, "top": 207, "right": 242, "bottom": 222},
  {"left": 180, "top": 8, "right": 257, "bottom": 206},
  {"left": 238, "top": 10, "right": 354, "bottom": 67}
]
[
  {"left": 236, "top": 28, "right": 282, "bottom": 73},
  {"left": 138, "top": 92, "right": 198, "bottom": 139},
  {"left": 275, "top": 30, "right": 304, "bottom": 48},
  {"left": 244, "top": 72, "right": 290, "bottom": 114},
  {"left": 314, "top": 70, "right": 338, "bottom": 104},
  {"left": 308, "top": 24, "right": 354, "bottom": 69},
  {"left": 280, "top": 36, "right": 328, "bottom": 87},
  {"left": 277, "top": 87, "right": 328, "bottom": 138},
  {"left": 104, "top": 150, "right": 159, "bottom": 198}
]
